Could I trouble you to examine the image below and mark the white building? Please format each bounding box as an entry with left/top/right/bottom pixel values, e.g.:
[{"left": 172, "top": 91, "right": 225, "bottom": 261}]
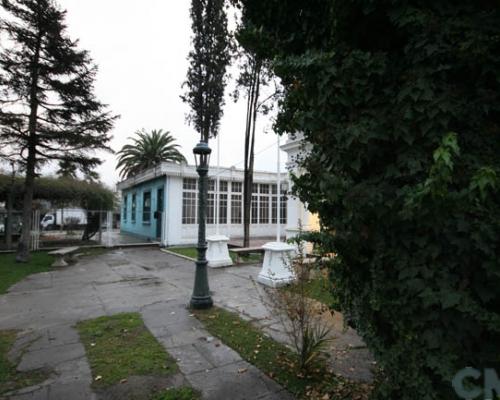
[
  {"left": 281, "top": 134, "right": 320, "bottom": 238},
  {"left": 116, "top": 135, "right": 318, "bottom": 247},
  {"left": 117, "top": 162, "right": 288, "bottom": 246}
]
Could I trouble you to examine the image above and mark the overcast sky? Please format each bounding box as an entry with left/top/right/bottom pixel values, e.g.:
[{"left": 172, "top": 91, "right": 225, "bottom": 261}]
[{"left": 55, "top": 0, "right": 287, "bottom": 188}]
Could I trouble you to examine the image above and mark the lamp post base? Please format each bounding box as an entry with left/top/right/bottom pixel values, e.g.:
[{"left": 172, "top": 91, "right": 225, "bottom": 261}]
[{"left": 190, "top": 295, "right": 213, "bottom": 309}]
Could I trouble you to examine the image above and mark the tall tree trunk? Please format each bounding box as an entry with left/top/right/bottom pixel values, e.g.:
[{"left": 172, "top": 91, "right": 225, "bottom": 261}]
[
  {"left": 5, "top": 164, "right": 15, "bottom": 249},
  {"left": 243, "top": 60, "right": 261, "bottom": 247},
  {"left": 16, "top": 33, "right": 42, "bottom": 263},
  {"left": 5, "top": 192, "right": 13, "bottom": 250}
]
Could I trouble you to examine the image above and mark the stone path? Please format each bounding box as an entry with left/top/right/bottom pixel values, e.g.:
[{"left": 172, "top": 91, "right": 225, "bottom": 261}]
[{"left": 0, "top": 247, "right": 373, "bottom": 400}]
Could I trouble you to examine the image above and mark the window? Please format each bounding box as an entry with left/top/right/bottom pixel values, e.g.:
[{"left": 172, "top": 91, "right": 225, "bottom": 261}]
[
  {"left": 271, "top": 184, "right": 287, "bottom": 224},
  {"left": 207, "top": 193, "right": 215, "bottom": 224},
  {"left": 206, "top": 179, "right": 227, "bottom": 225},
  {"left": 280, "top": 194, "right": 287, "bottom": 224},
  {"left": 251, "top": 195, "right": 258, "bottom": 224},
  {"left": 143, "top": 191, "right": 151, "bottom": 223},
  {"left": 182, "top": 192, "right": 197, "bottom": 224},
  {"left": 231, "top": 182, "right": 242, "bottom": 193},
  {"left": 131, "top": 194, "right": 137, "bottom": 223},
  {"left": 182, "top": 178, "right": 197, "bottom": 224},
  {"left": 123, "top": 194, "right": 128, "bottom": 222},
  {"left": 271, "top": 195, "right": 277, "bottom": 223},
  {"left": 231, "top": 194, "right": 242, "bottom": 223},
  {"left": 259, "top": 195, "right": 269, "bottom": 224},
  {"left": 219, "top": 193, "right": 227, "bottom": 224},
  {"left": 259, "top": 184, "right": 270, "bottom": 224},
  {"left": 183, "top": 178, "right": 197, "bottom": 190}
]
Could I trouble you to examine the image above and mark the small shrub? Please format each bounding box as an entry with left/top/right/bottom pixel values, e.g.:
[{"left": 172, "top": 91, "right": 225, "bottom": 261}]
[{"left": 258, "top": 238, "right": 333, "bottom": 372}]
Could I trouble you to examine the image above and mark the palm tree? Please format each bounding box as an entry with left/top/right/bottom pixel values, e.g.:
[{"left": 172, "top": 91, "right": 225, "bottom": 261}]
[{"left": 116, "top": 129, "right": 187, "bottom": 179}]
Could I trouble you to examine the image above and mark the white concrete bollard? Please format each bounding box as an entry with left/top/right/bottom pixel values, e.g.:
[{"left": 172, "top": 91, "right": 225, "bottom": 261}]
[
  {"left": 206, "top": 235, "right": 233, "bottom": 268},
  {"left": 257, "top": 241, "right": 296, "bottom": 288}
]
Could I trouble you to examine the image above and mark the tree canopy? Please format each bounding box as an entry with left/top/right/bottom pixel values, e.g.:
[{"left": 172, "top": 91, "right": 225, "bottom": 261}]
[
  {"left": 0, "top": 0, "right": 117, "bottom": 260},
  {"left": 0, "top": 0, "right": 117, "bottom": 172},
  {"left": 116, "top": 129, "right": 187, "bottom": 179},
  {"left": 236, "top": 1, "right": 500, "bottom": 399},
  {"left": 182, "top": 0, "right": 231, "bottom": 141},
  {"left": 0, "top": 174, "right": 115, "bottom": 210}
]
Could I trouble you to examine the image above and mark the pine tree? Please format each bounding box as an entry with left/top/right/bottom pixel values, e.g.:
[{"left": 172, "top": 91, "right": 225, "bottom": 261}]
[
  {"left": 0, "top": 0, "right": 118, "bottom": 262},
  {"left": 56, "top": 160, "right": 78, "bottom": 179},
  {"left": 182, "top": 0, "right": 231, "bottom": 142}
]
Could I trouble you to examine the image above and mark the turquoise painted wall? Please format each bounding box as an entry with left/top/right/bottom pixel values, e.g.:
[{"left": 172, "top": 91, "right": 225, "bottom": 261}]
[{"left": 121, "top": 177, "right": 165, "bottom": 240}]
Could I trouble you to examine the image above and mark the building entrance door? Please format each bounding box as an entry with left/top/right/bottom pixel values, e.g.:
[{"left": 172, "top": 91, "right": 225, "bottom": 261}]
[{"left": 155, "top": 188, "right": 164, "bottom": 239}]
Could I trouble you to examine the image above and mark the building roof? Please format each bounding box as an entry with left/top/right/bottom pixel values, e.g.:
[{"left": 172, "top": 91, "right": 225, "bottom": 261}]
[{"left": 116, "top": 162, "right": 286, "bottom": 191}]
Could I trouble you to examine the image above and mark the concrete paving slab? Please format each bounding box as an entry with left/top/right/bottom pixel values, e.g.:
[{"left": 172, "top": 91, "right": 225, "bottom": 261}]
[
  {"left": 185, "top": 360, "right": 285, "bottom": 400},
  {"left": 6, "top": 386, "right": 49, "bottom": 400},
  {"left": 47, "top": 382, "right": 96, "bottom": 400},
  {"left": 0, "top": 247, "right": 374, "bottom": 399},
  {"left": 17, "top": 343, "right": 85, "bottom": 371},
  {"left": 155, "top": 329, "right": 206, "bottom": 349},
  {"left": 8, "top": 273, "right": 52, "bottom": 293},
  {"left": 168, "top": 344, "right": 214, "bottom": 374},
  {"left": 193, "top": 339, "right": 241, "bottom": 368}
]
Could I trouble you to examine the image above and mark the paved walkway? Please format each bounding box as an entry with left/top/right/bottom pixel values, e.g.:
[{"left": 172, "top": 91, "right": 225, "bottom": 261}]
[{"left": 0, "top": 248, "right": 373, "bottom": 400}]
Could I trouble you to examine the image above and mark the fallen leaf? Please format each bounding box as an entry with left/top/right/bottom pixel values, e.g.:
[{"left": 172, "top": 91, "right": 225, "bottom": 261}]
[
  {"left": 90, "top": 343, "right": 96, "bottom": 347},
  {"left": 120, "top": 379, "right": 127, "bottom": 384},
  {"left": 237, "top": 368, "right": 248, "bottom": 374},
  {"left": 95, "top": 375, "right": 102, "bottom": 381}
]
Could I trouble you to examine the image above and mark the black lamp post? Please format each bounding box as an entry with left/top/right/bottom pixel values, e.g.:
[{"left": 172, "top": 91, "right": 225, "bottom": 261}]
[{"left": 190, "top": 141, "right": 213, "bottom": 309}]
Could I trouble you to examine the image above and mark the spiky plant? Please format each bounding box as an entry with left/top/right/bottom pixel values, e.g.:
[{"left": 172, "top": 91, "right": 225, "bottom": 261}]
[{"left": 116, "top": 129, "right": 187, "bottom": 179}]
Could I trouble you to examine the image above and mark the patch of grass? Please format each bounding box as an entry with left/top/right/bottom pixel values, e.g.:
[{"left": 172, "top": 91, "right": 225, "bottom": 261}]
[
  {"left": 167, "top": 247, "right": 198, "bottom": 259},
  {"left": 193, "top": 307, "right": 370, "bottom": 400},
  {"left": 232, "top": 251, "right": 263, "bottom": 264},
  {"left": 76, "top": 313, "right": 178, "bottom": 388},
  {"left": 295, "top": 276, "right": 339, "bottom": 310},
  {"left": 0, "top": 330, "right": 50, "bottom": 395},
  {"left": 0, "top": 252, "right": 54, "bottom": 295},
  {"left": 167, "top": 246, "right": 263, "bottom": 264},
  {"left": 151, "top": 387, "right": 200, "bottom": 400}
]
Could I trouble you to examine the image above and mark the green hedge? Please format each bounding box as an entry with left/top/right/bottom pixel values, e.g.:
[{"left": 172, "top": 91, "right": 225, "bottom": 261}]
[
  {"left": 236, "top": 1, "right": 500, "bottom": 399},
  {"left": 0, "top": 174, "right": 115, "bottom": 210}
]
